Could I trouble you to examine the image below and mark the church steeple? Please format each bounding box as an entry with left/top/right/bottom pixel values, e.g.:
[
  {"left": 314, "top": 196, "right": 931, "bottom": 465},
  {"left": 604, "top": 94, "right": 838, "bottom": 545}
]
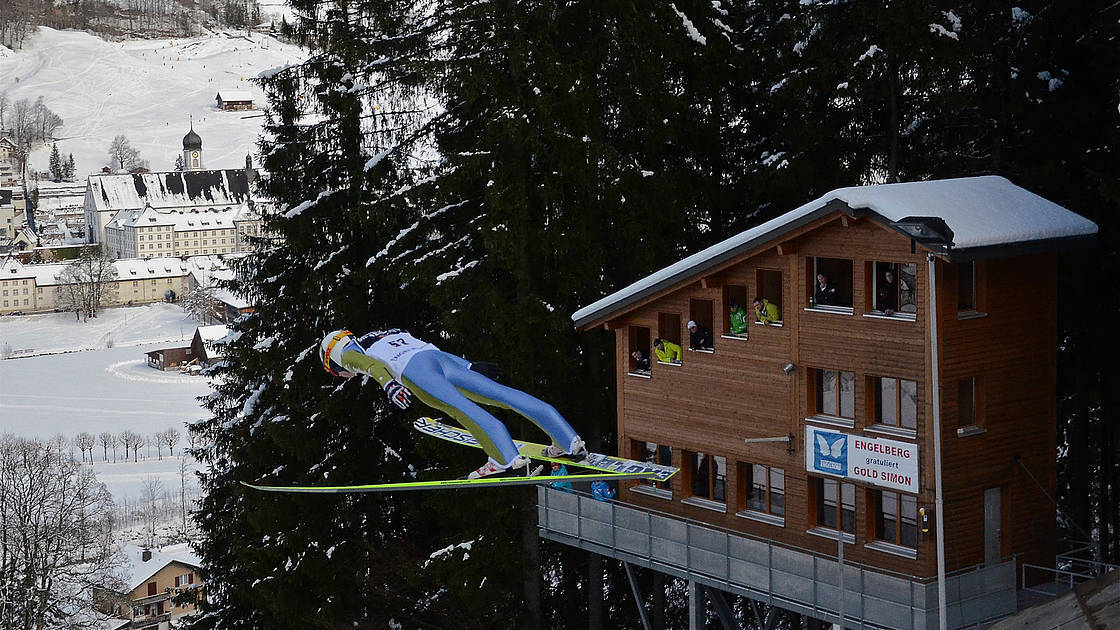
[{"left": 183, "top": 117, "right": 203, "bottom": 171}]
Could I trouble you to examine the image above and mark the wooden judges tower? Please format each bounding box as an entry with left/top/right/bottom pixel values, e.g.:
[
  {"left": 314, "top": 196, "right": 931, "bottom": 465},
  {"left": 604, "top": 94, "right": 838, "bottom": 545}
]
[{"left": 539, "top": 176, "right": 1098, "bottom": 629}]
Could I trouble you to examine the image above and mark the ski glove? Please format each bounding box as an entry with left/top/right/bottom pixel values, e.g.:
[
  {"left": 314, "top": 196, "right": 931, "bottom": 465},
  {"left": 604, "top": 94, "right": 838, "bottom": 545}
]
[
  {"left": 384, "top": 380, "right": 412, "bottom": 410},
  {"left": 470, "top": 361, "right": 503, "bottom": 381}
]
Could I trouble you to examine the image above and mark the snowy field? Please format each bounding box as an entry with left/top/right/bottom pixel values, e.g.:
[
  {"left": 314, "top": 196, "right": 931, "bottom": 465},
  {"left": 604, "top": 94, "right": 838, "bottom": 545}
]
[
  {"left": 0, "top": 302, "right": 197, "bottom": 356},
  {"left": 0, "top": 26, "right": 307, "bottom": 176},
  {"left": 0, "top": 304, "right": 212, "bottom": 500}
]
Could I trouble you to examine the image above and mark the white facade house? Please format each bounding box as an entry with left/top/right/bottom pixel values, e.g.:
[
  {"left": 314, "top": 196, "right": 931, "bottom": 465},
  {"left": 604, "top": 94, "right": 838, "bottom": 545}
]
[{"left": 103, "top": 204, "right": 263, "bottom": 259}]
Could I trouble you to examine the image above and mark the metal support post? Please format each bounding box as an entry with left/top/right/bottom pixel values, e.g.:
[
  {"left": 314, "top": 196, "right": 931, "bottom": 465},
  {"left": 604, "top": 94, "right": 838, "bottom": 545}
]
[
  {"left": 623, "top": 562, "right": 653, "bottom": 630},
  {"left": 704, "top": 585, "right": 738, "bottom": 630},
  {"left": 689, "top": 579, "right": 704, "bottom": 630}
]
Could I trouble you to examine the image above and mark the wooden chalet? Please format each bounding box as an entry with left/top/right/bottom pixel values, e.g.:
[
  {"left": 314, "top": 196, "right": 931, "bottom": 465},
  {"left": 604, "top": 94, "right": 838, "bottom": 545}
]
[
  {"left": 540, "top": 176, "right": 1098, "bottom": 629},
  {"left": 215, "top": 91, "right": 254, "bottom": 111}
]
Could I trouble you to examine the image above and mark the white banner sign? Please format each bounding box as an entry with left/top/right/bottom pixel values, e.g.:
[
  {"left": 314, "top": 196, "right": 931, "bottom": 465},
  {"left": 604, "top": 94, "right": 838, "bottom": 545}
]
[{"left": 805, "top": 426, "right": 919, "bottom": 493}]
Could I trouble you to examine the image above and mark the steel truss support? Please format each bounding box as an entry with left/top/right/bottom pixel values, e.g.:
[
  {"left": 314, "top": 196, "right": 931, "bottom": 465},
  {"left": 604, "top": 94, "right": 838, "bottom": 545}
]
[{"left": 623, "top": 561, "right": 653, "bottom": 630}]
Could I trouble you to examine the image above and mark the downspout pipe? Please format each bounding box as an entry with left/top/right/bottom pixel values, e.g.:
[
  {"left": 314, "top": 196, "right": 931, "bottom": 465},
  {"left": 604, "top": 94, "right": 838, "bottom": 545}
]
[{"left": 927, "top": 252, "right": 948, "bottom": 630}]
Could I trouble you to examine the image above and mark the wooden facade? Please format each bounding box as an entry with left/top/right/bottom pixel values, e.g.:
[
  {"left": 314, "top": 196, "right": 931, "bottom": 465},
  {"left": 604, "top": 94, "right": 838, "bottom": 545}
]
[{"left": 583, "top": 212, "right": 1060, "bottom": 579}]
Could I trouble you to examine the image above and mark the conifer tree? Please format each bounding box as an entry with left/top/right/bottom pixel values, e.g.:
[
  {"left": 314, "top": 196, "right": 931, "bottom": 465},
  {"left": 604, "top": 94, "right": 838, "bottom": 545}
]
[{"left": 48, "top": 142, "right": 61, "bottom": 179}]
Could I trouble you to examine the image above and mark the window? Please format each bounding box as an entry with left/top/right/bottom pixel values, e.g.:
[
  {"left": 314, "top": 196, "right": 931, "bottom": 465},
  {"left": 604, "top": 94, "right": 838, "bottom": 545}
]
[
  {"left": 175, "top": 572, "right": 194, "bottom": 587},
  {"left": 872, "top": 377, "right": 917, "bottom": 430},
  {"left": 755, "top": 269, "right": 783, "bottom": 323},
  {"left": 869, "top": 261, "right": 916, "bottom": 317},
  {"left": 873, "top": 490, "right": 918, "bottom": 548},
  {"left": 739, "top": 463, "right": 785, "bottom": 518},
  {"left": 812, "top": 477, "right": 855, "bottom": 534},
  {"left": 633, "top": 440, "right": 673, "bottom": 492},
  {"left": 957, "top": 261, "right": 975, "bottom": 311},
  {"left": 808, "top": 257, "right": 853, "bottom": 310},
  {"left": 723, "top": 284, "right": 749, "bottom": 336},
  {"left": 687, "top": 451, "right": 726, "bottom": 503},
  {"left": 811, "top": 369, "right": 855, "bottom": 421},
  {"left": 657, "top": 312, "right": 681, "bottom": 347},
  {"left": 957, "top": 377, "right": 978, "bottom": 429},
  {"left": 688, "top": 298, "right": 714, "bottom": 346},
  {"left": 147, "top": 581, "right": 157, "bottom": 596},
  {"left": 627, "top": 326, "right": 651, "bottom": 375}
]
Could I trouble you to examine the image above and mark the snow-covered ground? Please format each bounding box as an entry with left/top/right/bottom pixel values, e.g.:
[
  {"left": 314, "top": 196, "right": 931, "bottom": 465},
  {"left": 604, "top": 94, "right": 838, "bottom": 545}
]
[
  {"left": 0, "top": 304, "right": 212, "bottom": 500},
  {"left": 0, "top": 302, "right": 198, "bottom": 356},
  {"left": 0, "top": 26, "right": 307, "bottom": 176}
]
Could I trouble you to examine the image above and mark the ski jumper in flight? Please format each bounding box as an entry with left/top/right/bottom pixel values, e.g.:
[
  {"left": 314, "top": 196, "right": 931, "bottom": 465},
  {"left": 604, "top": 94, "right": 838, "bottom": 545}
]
[{"left": 319, "top": 329, "right": 587, "bottom": 479}]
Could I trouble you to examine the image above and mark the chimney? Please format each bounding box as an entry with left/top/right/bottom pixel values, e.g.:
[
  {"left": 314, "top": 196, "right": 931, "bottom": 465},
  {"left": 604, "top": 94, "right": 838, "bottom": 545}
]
[{"left": 142, "top": 549, "right": 152, "bottom": 562}]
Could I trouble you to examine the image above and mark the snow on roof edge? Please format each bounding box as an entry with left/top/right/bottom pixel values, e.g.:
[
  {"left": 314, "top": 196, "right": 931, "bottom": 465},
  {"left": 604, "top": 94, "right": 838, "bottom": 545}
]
[{"left": 571, "top": 176, "right": 1097, "bottom": 327}]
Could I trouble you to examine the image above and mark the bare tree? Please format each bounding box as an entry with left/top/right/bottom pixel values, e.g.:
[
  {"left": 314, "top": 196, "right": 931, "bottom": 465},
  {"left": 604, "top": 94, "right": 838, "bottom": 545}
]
[
  {"left": 0, "top": 436, "right": 122, "bottom": 628},
  {"left": 131, "top": 433, "right": 145, "bottom": 462},
  {"left": 56, "top": 247, "right": 118, "bottom": 321},
  {"left": 119, "top": 430, "right": 137, "bottom": 462},
  {"left": 107, "top": 134, "right": 145, "bottom": 171},
  {"left": 153, "top": 430, "right": 165, "bottom": 460},
  {"left": 183, "top": 283, "right": 220, "bottom": 324},
  {"left": 165, "top": 427, "right": 181, "bottom": 457},
  {"left": 98, "top": 431, "right": 115, "bottom": 462},
  {"left": 75, "top": 432, "right": 95, "bottom": 463},
  {"left": 179, "top": 456, "right": 189, "bottom": 533},
  {"left": 0, "top": 91, "right": 8, "bottom": 129},
  {"left": 141, "top": 476, "right": 164, "bottom": 548}
]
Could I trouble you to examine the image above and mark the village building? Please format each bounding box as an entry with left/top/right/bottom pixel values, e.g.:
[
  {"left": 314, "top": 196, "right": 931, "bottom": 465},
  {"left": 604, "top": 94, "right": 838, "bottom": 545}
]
[
  {"left": 191, "top": 324, "right": 229, "bottom": 366},
  {"left": 94, "top": 544, "right": 203, "bottom": 630},
  {"left": 84, "top": 126, "right": 272, "bottom": 247},
  {"left": 215, "top": 90, "right": 254, "bottom": 111},
  {"left": 0, "top": 254, "right": 232, "bottom": 315},
  {"left": 0, "top": 136, "right": 20, "bottom": 185},
  {"left": 546, "top": 176, "right": 1098, "bottom": 629}
]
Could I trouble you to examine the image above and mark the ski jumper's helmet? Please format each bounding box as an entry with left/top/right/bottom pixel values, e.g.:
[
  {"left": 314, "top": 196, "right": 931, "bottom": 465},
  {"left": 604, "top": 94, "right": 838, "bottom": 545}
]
[{"left": 320, "top": 329, "right": 357, "bottom": 376}]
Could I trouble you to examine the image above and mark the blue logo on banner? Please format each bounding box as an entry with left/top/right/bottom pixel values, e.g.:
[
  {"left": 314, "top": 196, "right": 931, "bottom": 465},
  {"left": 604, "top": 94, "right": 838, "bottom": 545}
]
[{"left": 813, "top": 431, "right": 847, "bottom": 475}]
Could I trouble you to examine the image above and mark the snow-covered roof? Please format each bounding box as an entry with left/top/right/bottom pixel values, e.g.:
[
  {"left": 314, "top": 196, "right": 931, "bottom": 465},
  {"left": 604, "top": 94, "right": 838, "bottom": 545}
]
[
  {"left": 120, "top": 543, "right": 201, "bottom": 591},
  {"left": 0, "top": 255, "right": 190, "bottom": 287},
  {"left": 86, "top": 169, "right": 254, "bottom": 214},
  {"left": 197, "top": 324, "right": 229, "bottom": 342},
  {"left": 572, "top": 176, "right": 1097, "bottom": 328},
  {"left": 107, "top": 204, "right": 258, "bottom": 232},
  {"left": 216, "top": 90, "right": 254, "bottom": 102}
]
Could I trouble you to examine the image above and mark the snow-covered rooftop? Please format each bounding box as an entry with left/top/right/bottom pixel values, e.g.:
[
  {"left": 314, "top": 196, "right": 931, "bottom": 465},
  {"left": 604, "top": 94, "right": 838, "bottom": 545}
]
[
  {"left": 196, "top": 324, "right": 229, "bottom": 342},
  {"left": 120, "top": 543, "right": 201, "bottom": 591},
  {"left": 106, "top": 204, "right": 257, "bottom": 232},
  {"left": 0, "top": 255, "right": 191, "bottom": 286},
  {"left": 216, "top": 90, "right": 254, "bottom": 102},
  {"left": 572, "top": 176, "right": 1097, "bottom": 328},
  {"left": 87, "top": 169, "right": 255, "bottom": 213}
]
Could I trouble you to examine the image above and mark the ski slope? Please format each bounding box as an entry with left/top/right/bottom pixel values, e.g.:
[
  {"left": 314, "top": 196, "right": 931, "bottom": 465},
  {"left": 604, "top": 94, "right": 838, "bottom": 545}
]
[{"left": 0, "top": 27, "right": 307, "bottom": 177}]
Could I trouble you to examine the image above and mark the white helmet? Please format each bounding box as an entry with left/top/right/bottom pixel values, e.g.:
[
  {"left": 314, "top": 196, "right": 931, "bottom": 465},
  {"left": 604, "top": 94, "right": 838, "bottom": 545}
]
[{"left": 319, "top": 329, "right": 356, "bottom": 377}]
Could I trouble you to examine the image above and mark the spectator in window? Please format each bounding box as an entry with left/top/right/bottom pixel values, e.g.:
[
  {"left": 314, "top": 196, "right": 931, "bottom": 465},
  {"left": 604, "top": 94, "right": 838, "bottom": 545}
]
[
  {"left": 550, "top": 461, "right": 573, "bottom": 493},
  {"left": 653, "top": 338, "right": 682, "bottom": 364},
  {"left": 728, "top": 301, "right": 749, "bottom": 334},
  {"left": 753, "top": 297, "right": 781, "bottom": 324},
  {"left": 631, "top": 349, "right": 651, "bottom": 372},
  {"left": 877, "top": 269, "right": 898, "bottom": 316},
  {"left": 814, "top": 273, "right": 838, "bottom": 306},
  {"left": 591, "top": 480, "right": 616, "bottom": 502},
  {"left": 687, "top": 320, "right": 713, "bottom": 350}
]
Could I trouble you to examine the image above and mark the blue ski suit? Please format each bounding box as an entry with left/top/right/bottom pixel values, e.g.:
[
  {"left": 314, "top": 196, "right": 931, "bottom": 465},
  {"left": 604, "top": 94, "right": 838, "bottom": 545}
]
[{"left": 336, "top": 330, "right": 581, "bottom": 468}]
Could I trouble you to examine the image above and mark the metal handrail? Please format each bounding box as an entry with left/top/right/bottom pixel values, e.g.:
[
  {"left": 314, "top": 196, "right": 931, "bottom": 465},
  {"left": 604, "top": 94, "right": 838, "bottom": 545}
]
[{"left": 540, "top": 487, "right": 1019, "bottom": 629}]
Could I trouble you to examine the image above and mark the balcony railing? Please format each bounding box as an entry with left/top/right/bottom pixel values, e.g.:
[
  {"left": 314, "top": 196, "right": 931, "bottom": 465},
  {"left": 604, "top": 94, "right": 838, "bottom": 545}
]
[{"left": 538, "top": 486, "right": 1017, "bottom": 630}]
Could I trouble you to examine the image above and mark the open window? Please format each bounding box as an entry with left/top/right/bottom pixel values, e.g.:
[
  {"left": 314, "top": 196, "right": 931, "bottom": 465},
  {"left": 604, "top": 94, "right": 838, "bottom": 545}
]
[
  {"left": 754, "top": 269, "right": 783, "bottom": 325},
  {"left": 627, "top": 325, "right": 651, "bottom": 376},
  {"left": 688, "top": 298, "right": 714, "bottom": 351},
  {"left": 654, "top": 314, "right": 683, "bottom": 365},
  {"left": 723, "top": 284, "right": 749, "bottom": 338},
  {"left": 867, "top": 261, "right": 916, "bottom": 320},
  {"left": 807, "top": 257, "right": 853, "bottom": 312},
  {"left": 956, "top": 376, "right": 985, "bottom": 436}
]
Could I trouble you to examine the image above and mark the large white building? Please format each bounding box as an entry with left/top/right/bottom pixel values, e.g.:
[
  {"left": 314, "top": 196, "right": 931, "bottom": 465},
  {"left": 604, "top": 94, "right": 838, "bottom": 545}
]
[
  {"left": 103, "top": 204, "right": 263, "bottom": 259},
  {"left": 84, "top": 126, "right": 271, "bottom": 250}
]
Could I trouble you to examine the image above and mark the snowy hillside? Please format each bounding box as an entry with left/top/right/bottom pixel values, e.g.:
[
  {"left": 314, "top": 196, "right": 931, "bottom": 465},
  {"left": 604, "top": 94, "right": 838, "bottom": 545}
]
[{"left": 0, "top": 27, "right": 306, "bottom": 176}]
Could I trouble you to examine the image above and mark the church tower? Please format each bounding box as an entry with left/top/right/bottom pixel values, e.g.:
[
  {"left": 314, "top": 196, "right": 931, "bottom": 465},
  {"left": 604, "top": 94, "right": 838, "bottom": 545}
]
[{"left": 183, "top": 121, "right": 203, "bottom": 171}]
